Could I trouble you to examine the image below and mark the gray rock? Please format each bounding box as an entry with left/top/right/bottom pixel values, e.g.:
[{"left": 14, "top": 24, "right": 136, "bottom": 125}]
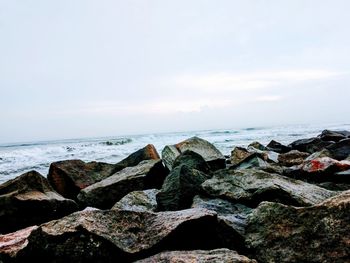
[
  {"left": 326, "top": 138, "right": 350, "bottom": 160},
  {"left": 77, "top": 160, "right": 168, "bottom": 209},
  {"left": 112, "top": 189, "right": 159, "bottom": 212},
  {"left": 161, "top": 137, "right": 225, "bottom": 171},
  {"left": 289, "top": 137, "right": 333, "bottom": 154},
  {"left": 248, "top": 141, "right": 267, "bottom": 151},
  {"left": 173, "top": 150, "right": 210, "bottom": 173},
  {"left": 202, "top": 168, "right": 336, "bottom": 207},
  {"left": 318, "top": 129, "right": 350, "bottom": 142},
  {"left": 266, "top": 140, "right": 291, "bottom": 153},
  {"left": 305, "top": 149, "right": 331, "bottom": 161},
  {"left": 245, "top": 191, "right": 350, "bottom": 263},
  {"left": 0, "top": 171, "right": 78, "bottom": 234},
  {"left": 135, "top": 249, "right": 257, "bottom": 263}
]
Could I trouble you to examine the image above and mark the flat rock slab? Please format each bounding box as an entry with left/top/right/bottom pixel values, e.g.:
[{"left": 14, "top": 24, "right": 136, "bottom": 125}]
[
  {"left": 245, "top": 190, "right": 350, "bottom": 263},
  {"left": 13, "top": 208, "right": 239, "bottom": 262},
  {"left": 202, "top": 168, "right": 336, "bottom": 207},
  {"left": 0, "top": 171, "right": 78, "bottom": 234},
  {"left": 162, "top": 137, "right": 225, "bottom": 171},
  {"left": 135, "top": 249, "right": 257, "bottom": 263},
  {"left": 77, "top": 160, "right": 168, "bottom": 209},
  {"left": 112, "top": 189, "right": 159, "bottom": 212}
]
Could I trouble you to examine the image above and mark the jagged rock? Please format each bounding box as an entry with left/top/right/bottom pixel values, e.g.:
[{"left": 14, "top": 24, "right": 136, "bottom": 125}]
[
  {"left": 245, "top": 191, "right": 350, "bottom": 263},
  {"left": 48, "top": 160, "right": 116, "bottom": 200},
  {"left": 318, "top": 129, "right": 350, "bottom": 142},
  {"left": 202, "top": 168, "right": 336, "bottom": 207},
  {"left": 14, "top": 208, "right": 238, "bottom": 262},
  {"left": 48, "top": 144, "right": 160, "bottom": 200},
  {"left": 0, "top": 171, "right": 78, "bottom": 234},
  {"left": 248, "top": 141, "right": 267, "bottom": 151},
  {"left": 161, "top": 137, "right": 225, "bottom": 171},
  {"left": 157, "top": 165, "right": 209, "bottom": 211},
  {"left": 112, "top": 189, "right": 159, "bottom": 212},
  {"left": 77, "top": 160, "right": 168, "bottom": 209},
  {"left": 192, "top": 196, "right": 252, "bottom": 240},
  {"left": 173, "top": 150, "right": 210, "bottom": 173},
  {"left": 231, "top": 147, "right": 252, "bottom": 166},
  {"left": 326, "top": 138, "right": 350, "bottom": 160},
  {"left": 135, "top": 249, "right": 257, "bottom": 263},
  {"left": 317, "top": 182, "right": 350, "bottom": 191},
  {"left": 278, "top": 150, "right": 310, "bottom": 167},
  {"left": 289, "top": 137, "right": 333, "bottom": 154},
  {"left": 0, "top": 226, "right": 38, "bottom": 261},
  {"left": 305, "top": 149, "right": 331, "bottom": 161},
  {"left": 266, "top": 140, "right": 291, "bottom": 153},
  {"left": 234, "top": 155, "right": 268, "bottom": 170},
  {"left": 286, "top": 157, "right": 350, "bottom": 183}
]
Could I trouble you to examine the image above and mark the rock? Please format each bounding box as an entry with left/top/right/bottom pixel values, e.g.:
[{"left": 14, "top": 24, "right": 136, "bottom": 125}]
[
  {"left": 245, "top": 190, "right": 350, "bottom": 263},
  {"left": 286, "top": 157, "right": 350, "bottom": 183},
  {"left": 0, "top": 226, "right": 38, "bottom": 261},
  {"left": 248, "top": 141, "right": 267, "bottom": 151},
  {"left": 77, "top": 160, "right": 168, "bottom": 209},
  {"left": 135, "top": 249, "right": 257, "bottom": 263},
  {"left": 16, "top": 208, "right": 238, "bottom": 262},
  {"left": 162, "top": 137, "right": 225, "bottom": 171},
  {"left": 192, "top": 196, "right": 252, "bottom": 239},
  {"left": 112, "top": 189, "right": 159, "bottom": 212},
  {"left": 289, "top": 137, "right": 333, "bottom": 154},
  {"left": 266, "top": 140, "right": 291, "bottom": 153},
  {"left": 326, "top": 138, "right": 350, "bottom": 160},
  {"left": 157, "top": 165, "right": 209, "bottom": 211},
  {"left": 317, "top": 182, "right": 350, "bottom": 191},
  {"left": 202, "top": 168, "right": 336, "bottom": 207},
  {"left": 305, "top": 149, "right": 331, "bottom": 161},
  {"left": 231, "top": 147, "right": 252, "bottom": 166},
  {"left": 0, "top": 171, "right": 78, "bottom": 234},
  {"left": 173, "top": 150, "right": 210, "bottom": 173},
  {"left": 48, "top": 144, "right": 160, "bottom": 200},
  {"left": 278, "top": 150, "right": 310, "bottom": 167},
  {"left": 318, "top": 129, "right": 350, "bottom": 142},
  {"left": 234, "top": 155, "right": 268, "bottom": 170},
  {"left": 48, "top": 160, "right": 116, "bottom": 200}
]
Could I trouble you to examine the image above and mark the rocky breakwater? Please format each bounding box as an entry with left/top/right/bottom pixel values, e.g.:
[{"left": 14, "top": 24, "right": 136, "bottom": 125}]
[{"left": 0, "top": 131, "right": 349, "bottom": 262}]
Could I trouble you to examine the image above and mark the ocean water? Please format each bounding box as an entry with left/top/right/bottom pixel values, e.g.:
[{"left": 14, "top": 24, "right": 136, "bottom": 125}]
[{"left": 1, "top": 123, "right": 350, "bottom": 184}]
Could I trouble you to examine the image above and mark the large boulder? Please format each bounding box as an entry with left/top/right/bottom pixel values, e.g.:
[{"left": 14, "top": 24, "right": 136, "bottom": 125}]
[
  {"left": 230, "top": 147, "right": 253, "bottom": 166},
  {"left": 248, "top": 141, "right": 267, "bottom": 151},
  {"left": 157, "top": 165, "right": 209, "bottom": 211},
  {"left": 162, "top": 137, "right": 225, "bottom": 171},
  {"left": 289, "top": 137, "right": 333, "bottom": 154},
  {"left": 48, "top": 144, "right": 160, "bottom": 200},
  {"left": 202, "top": 168, "right": 336, "bottom": 207},
  {"left": 112, "top": 189, "right": 159, "bottom": 212},
  {"left": 266, "top": 140, "right": 291, "bottom": 153},
  {"left": 245, "top": 191, "right": 350, "bottom": 263},
  {"left": 12, "top": 208, "right": 239, "bottom": 262},
  {"left": 77, "top": 160, "right": 168, "bottom": 209},
  {"left": 135, "top": 249, "right": 257, "bottom": 263},
  {"left": 172, "top": 150, "right": 210, "bottom": 173},
  {"left": 277, "top": 150, "right": 310, "bottom": 167},
  {"left": 0, "top": 171, "right": 78, "bottom": 234},
  {"left": 326, "top": 138, "right": 350, "bottom": 160},
  {"left": 318, "top": 129, "right": 350, "bottom": 142}
]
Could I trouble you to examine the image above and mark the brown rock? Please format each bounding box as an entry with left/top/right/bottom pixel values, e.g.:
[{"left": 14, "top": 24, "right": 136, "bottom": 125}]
[
  {"left": 278, "top": 150, "right": 310, "bottom": 167},
  {"left": 245, "top": 191, "right": 350, "bottom": 263},
  {"left": 135, "top": 249, "right": 257, "bottom": 263},
  {"left": 0, "top": 171, "right": 78, "bottom": 234},
  {"left": 231, "top": 147, "right": 252, "bottom": 166}
]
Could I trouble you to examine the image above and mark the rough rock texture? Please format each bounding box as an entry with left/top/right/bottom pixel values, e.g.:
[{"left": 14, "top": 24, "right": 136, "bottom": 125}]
[
  {"left": 172, "top": 150, "right": 210, "bottom": 173},
  {"left": 318, "top": 129, "right": 350, "bottom": 142},
  {"left": 157, "top": 165, "right": 209, "bottom": 211},
  {"left": 248, "top": 141, "right": 267, "bottom": 151},
  {"left": 112, "top": 189, "right": 159, "bottom": 212},
  {"left": 15, "top": 208, "right": 238, "bottom": 262},
  {"left": 231, "top": 147, "right": 253, "bottom": 166},
  {"left": 0, "top": 226, "right": 38, "bottom": 261},
  {"left": 162, "top": 137, "right": 225, "bottom": 171},
  {"left": 48, "top": 144, "right": 160, "bottom": 200},
  {"left": 202, "top": 168, "right": 336, "bottom": 207},
  {"left": 77, "top": 160, "right": 168, "bottom": 209},
  {"left": 326, "top": 138, "right": 350, "bottom": 160},
  {"left": 48, "top": 160, "right": 116, "bottom": 199},
  {"left": 0, "top": 171, "right": 78, "bottom": 234},
  {"left": 305, "top": 149, "right": 331, "bottom": 161},
  {"left": 266, "top": 140, "right": 291, "bottom": 153},
  {"left": 234, "top": 155, "right": 268, "bottom": 170},
  {"left": 278, "top": 150, "right": 310, "bottom": 167},
  {"left": 317, "top": 181, "right": 350, "bottom": 191},
  {"left": 289, "top": 137, "right": 333, "bottom": 154},
  {"left": 245, "top": 191, "right": 350, "bottom": 263},
  {"left": 135, "top": 249, "right": 257, "bottom": 263}
]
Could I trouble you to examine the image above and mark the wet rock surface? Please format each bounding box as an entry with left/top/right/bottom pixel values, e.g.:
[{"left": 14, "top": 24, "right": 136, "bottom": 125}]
[{"left": 112, "top": 189, "right": 159, "bottom": 212}]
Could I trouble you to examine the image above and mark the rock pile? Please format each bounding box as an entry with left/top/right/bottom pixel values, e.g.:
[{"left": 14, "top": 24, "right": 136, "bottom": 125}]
[{"left": 0, "top": 131, "right": 349, "bottom": 262}]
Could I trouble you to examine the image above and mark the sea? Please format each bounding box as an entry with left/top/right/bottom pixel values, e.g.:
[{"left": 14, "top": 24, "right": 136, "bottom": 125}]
[{"left": 1, "top": 123, "right": 350, "bottom": 184}]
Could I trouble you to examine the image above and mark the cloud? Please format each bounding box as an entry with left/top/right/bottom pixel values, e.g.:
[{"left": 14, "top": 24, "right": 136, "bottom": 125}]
[{"left": 254, "top": 95, "right": 283, "bottom": 102}]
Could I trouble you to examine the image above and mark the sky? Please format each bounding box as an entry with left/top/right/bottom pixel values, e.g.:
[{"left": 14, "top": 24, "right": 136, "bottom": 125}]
[{"left": 1, "top": 0, "right": 350, "bottom": 143}]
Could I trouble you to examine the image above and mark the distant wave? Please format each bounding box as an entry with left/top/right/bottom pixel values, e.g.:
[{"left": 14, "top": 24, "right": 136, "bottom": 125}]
[
  {"left": 100, "top": 138, "right": 133, "bottom": 146},
  {"left": 208, "top": 130, "right": 239, "bottom": 135},
  {"left": 243, "top": 127, "right": 265, "bottom": 131}
]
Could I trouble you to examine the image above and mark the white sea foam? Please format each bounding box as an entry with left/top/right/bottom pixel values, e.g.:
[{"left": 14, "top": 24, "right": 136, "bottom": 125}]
[{"left": 1, "top": 123, "right": 349, "bottom": 184}]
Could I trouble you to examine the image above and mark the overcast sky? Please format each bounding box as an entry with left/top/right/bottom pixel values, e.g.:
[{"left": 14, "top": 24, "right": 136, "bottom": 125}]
[{"left": 1, "top": 0, "right": 350, "bottom": 143}]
